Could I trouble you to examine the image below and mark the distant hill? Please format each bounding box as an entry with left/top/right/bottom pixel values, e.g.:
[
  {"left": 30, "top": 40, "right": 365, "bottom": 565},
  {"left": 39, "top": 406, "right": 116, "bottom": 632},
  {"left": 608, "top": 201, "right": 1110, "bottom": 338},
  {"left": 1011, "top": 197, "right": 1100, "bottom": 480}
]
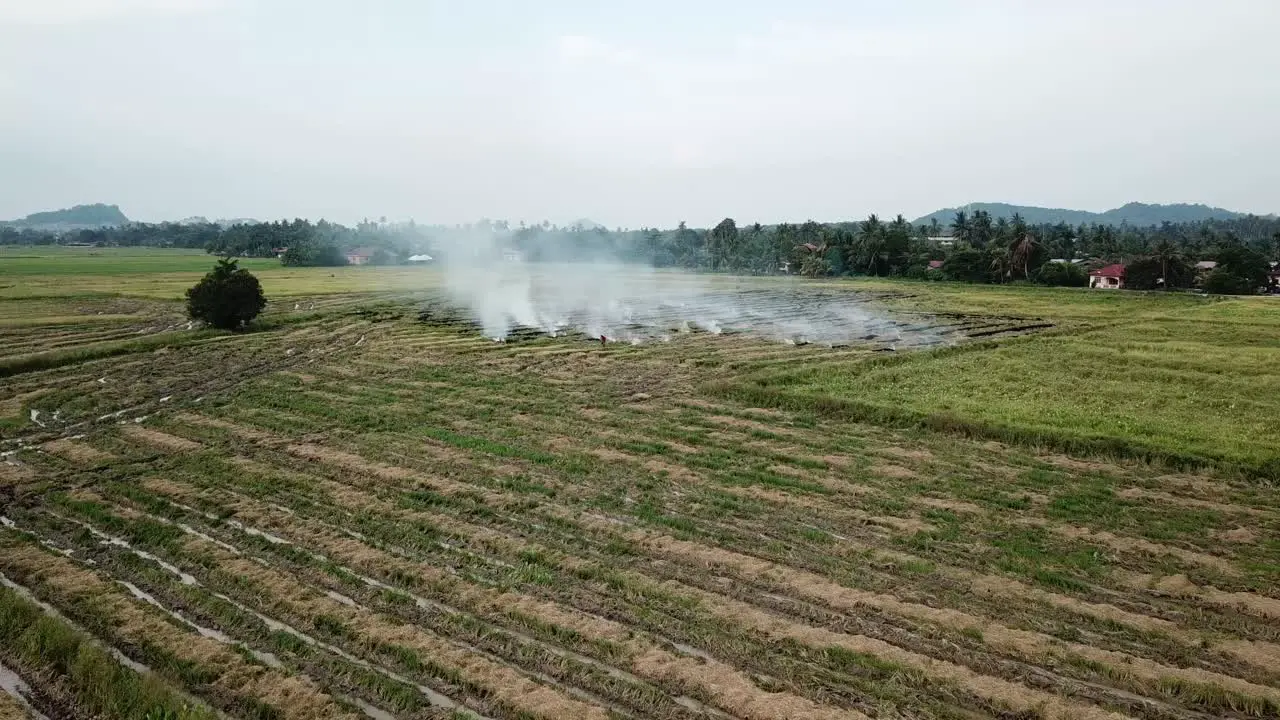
[
  {"left": 912, "top": 202, "right": 1247, "bottom": 228},
  {"left": 4, "top": 203, "right": 129, "bottom": 229}
]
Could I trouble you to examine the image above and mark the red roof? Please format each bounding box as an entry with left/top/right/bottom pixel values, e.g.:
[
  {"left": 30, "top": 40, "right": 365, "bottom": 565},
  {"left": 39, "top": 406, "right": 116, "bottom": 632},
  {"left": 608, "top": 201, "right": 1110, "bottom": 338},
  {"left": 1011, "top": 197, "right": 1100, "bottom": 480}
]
[
  {"left": 1089, "top": 263, "right": 1125, "bottom": 278},
  {"left": 928, "top": 260, "right": 944, "bottom": 269}
]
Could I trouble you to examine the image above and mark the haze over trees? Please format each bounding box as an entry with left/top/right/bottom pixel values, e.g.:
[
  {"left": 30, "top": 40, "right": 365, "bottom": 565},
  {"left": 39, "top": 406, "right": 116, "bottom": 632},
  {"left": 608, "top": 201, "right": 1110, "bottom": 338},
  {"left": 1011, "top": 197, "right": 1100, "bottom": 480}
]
[{"left": 4, "top": 203, "right": 1277, "bottom": 292}]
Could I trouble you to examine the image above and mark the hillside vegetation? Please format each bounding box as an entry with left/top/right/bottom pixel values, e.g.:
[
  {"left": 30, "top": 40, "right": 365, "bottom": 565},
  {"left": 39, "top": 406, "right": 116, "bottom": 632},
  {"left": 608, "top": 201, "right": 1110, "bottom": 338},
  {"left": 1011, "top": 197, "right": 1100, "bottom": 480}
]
[
  {"left": 913, "top": 201, "right": 1247, "bottom": 227},
  {"left": 3, "top": 203, "right": 129, "bottom": 229}
]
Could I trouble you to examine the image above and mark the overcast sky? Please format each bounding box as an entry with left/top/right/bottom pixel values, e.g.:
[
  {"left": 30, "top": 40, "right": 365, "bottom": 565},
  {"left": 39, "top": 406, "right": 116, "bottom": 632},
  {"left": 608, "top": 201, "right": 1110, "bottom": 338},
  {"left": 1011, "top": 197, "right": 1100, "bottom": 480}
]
[{"left": 1, "top": 0, "right": 1277, "bottom": 227}]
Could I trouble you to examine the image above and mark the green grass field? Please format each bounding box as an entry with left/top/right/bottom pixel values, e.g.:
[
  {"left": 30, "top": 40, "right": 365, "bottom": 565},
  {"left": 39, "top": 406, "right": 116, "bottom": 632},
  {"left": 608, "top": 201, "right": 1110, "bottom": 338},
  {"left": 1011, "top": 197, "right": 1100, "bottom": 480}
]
[
  {"left": 0, "top": 246, "right": 440, "bottom": 299},
  {"left": 723, "top": 308, "right": 1280, "bottom": 474},
  {"left": 1, "top": 248, "right": 1278, "bottom": 720}
]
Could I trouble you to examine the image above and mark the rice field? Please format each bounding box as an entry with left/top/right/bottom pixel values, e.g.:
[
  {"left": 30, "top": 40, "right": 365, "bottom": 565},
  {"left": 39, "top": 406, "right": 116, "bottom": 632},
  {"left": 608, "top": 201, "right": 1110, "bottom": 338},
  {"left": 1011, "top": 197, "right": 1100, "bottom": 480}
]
[{"left": 1, "top": 256, "right": 1278, "bottom": 720}]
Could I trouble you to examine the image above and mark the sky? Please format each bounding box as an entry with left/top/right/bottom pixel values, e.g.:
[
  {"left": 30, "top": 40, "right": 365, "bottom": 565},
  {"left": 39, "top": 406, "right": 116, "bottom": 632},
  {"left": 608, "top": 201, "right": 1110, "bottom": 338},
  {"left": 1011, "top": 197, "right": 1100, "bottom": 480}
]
[{"left": 1, "top": 0, "right": 1277, "bottom": 227}]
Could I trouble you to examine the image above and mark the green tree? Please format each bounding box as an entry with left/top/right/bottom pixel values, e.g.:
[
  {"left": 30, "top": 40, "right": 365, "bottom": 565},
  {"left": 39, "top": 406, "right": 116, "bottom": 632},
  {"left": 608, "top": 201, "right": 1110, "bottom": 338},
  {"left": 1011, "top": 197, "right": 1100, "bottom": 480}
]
[
  {"left": 942, "top": 248, "right": 988, "bottom": 283},
  {"left": 185, "top": 258, "right": 267, "bottom": 330},
  {"left": 1033, "top": 261, "right": 1088, "bottom": 287},
  {"left": 884, "top": 215, "right": 912, "bottom": 273},
  {"left": 1213, "top": 242, "right": 1269, "bottom": 291},
  {"left": 855, "top": 214, "right": 887, "bottom": 274},
  {"left": 1124, "top": 257, "right": 1165, "bottom": 291},
  {"left": 950, "top": 211, "right": 970, "bottom": 246},
  {"left": 708, "top": 217, "right": 739, "bottom": 270},
  {"left": 970, "top": 210, "right": 994, "bottom": 250},
  {"left": 1202, "top": 268, "right": 1254, "bottom": 295},
  {"left": 282, "top": 241, "right": 346, "bottom": 267},
  {"left": 1009, "top": 232, "right": 1045, "bottom": 280},
  {"left": 1150, "top": 238, "right": 1186, "bottom": 288},
  {"left": 799, "top": 252, "right": 832, "bottom": 277}
]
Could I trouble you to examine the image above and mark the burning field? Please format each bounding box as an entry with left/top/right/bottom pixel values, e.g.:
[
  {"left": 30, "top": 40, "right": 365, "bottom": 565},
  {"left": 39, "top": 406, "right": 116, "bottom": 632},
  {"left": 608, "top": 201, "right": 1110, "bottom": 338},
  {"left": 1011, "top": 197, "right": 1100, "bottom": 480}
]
[
  {"left": 416, "top": 283, "right": 1052, "bottom": 348},
  {"left": 1, "top": 274, "right": 1279, "bottom": 720}
]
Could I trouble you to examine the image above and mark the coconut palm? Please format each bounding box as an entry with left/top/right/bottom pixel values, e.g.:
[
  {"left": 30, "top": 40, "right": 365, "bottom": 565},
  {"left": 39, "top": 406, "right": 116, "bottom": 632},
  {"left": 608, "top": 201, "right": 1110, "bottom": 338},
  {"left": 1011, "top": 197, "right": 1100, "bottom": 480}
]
[
  {"left": 1152, "top": 238, "right": 1181, "bottom": 289},
  {"left": 1010, "top": 233, "right": 1043, "bottom": 280}
]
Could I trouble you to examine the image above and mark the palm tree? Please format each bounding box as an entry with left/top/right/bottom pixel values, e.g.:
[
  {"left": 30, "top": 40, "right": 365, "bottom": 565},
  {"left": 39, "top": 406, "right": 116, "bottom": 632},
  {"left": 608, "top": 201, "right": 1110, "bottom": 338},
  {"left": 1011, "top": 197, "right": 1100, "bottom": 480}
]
[
  {"left": 951, "top": 211, "right": 969, "bottom": 246},
  {"left": 858, "top": 214, "right": 886, "bottom": 274},
  {"left": 1010, "top": 233, "right": 1042, "bottom": 280},
  {"left": 970, "top": 210, "right": 993, "bottom": 250},
  {"left": 1152, "top": 238, "right": 1181, "bottom": 289}
]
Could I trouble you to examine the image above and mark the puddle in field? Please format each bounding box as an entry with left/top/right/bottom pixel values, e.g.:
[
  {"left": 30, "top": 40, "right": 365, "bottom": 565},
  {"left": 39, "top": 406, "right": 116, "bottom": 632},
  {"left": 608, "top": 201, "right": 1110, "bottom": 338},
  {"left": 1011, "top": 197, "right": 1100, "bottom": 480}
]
[
  {"left": 0, "top": 660, "right": 53, "bottom": 720},
  {"left": 73, "top": 520, "right": 198, "bottom": 586},
  {"left": 669, "top": 641, "right": 716, "bottom": 662},
  {"left": 118, "top": 581, "right": 233, "bottom": 644},
  {"left": 674, "top": 694, "right": 736, "bottom": 720},
  {"left": 3, "top": 515, "right": 92, "bottom": 564},
  {"left": 178, "top": 523, "right": 242, "bottom": 554},
  {"left": 226, "top": 519, "right": 292, "bottom": 545},
  {"left": 323, "top": 589, "right": 359, "bottom": 607},
  {"left": 337, "top": 693, "right": 397, "bottom": 720}
]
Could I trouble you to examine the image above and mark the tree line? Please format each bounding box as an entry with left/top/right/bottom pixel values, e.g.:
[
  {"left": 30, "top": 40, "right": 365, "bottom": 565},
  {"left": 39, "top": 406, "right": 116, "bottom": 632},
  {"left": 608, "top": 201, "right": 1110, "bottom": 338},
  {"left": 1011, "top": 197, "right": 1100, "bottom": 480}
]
[{"left": 5, "top": 211, "right": 1277, "bottom": 292}]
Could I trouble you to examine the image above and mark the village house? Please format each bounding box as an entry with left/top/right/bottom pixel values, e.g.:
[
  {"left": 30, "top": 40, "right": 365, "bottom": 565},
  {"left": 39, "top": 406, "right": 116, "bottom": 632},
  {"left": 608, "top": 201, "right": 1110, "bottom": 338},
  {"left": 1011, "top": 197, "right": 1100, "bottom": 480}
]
[
  {"left": 344, "top": 247, "right": 376, "bottom": 265},
  {"left": 1088, "top": 263, "right": 1125, "bottom": 289}
]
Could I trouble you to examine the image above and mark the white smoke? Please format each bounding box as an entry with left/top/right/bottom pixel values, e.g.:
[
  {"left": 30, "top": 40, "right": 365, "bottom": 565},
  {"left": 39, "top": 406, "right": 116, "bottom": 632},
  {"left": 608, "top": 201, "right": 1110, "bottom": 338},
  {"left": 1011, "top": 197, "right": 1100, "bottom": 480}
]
[{"left": 428, "top": 226, "right": 938, "bottom": 348}]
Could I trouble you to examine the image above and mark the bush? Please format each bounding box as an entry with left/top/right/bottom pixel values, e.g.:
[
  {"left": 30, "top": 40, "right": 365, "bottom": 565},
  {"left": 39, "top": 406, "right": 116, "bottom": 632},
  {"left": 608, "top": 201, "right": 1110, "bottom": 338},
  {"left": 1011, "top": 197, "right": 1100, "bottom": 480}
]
[
  {"left": 1033, "top": 262, "right": 1088, "bottom": 287},
  {"left": 941, "top": 249, "right": 989, "bottom": 283},
  {"left": 185, "top": 258, "right": 267, "bottom": 330},
  {"left": 903, "top": 263, "right": 929, "bottom": 280},
  {"left": 1202, "top": 268, "right": 1256, "bottom": 295}
]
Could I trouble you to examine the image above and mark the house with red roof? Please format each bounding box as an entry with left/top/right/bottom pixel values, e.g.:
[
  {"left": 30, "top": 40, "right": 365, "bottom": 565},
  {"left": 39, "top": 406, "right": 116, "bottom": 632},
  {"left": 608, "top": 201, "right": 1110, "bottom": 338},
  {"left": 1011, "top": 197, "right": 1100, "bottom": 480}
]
[{"left": 1089, "top": 263, "right": 1126, "bottom": 289}]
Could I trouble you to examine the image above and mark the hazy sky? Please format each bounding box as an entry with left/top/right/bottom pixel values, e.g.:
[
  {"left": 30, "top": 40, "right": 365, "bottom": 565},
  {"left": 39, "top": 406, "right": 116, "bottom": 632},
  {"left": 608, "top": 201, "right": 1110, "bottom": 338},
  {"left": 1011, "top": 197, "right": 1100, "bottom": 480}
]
[{"left": 1, "top": 0, "right": 1277, "bottom": 226}]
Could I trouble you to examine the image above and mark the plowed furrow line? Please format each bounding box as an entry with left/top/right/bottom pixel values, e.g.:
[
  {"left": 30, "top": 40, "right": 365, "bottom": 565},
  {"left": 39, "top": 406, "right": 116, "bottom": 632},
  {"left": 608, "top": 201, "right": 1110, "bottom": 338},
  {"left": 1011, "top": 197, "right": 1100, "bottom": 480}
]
[
  {"left": 133, "top": 492, "right": 905, "bottom": 719},
  {"left": 128, "top": 474, "right": 1148, "bottom": 720},
  {"left": 43, "top": 500, "right": 635, "bottom": 720},
  {"left": 0, "top": 531, "right": 358, "bottom": 720},
  {"left": 11, "top": 507, "right": 483, "bottom": 720},
  {"left": 598, "top": 520, "right": 1280, "bottom": 716},
  {"left": 162, "top": 423, "right": 1280, "bottom": 670}
]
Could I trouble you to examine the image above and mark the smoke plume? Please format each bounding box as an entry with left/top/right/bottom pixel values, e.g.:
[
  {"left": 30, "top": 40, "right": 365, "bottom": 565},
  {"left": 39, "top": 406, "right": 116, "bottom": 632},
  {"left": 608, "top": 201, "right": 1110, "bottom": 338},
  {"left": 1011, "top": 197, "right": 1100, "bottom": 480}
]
[{"left": 428, "top": 226, "right": 937, "bottom": 348}]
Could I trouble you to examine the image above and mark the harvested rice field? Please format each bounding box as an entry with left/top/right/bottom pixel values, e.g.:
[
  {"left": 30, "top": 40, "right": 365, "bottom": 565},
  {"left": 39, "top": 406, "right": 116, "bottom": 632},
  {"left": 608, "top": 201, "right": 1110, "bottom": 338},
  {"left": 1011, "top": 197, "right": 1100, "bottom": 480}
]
[{"left": 2, "top": 262, "right": 1279, "bottom": 720}]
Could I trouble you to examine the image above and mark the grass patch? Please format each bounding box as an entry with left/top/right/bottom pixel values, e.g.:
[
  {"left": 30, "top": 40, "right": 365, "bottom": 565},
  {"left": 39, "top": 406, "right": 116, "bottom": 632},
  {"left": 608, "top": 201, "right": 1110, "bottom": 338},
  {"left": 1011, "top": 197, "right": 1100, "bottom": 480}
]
[{"left": 0, "top": 586, "right": 214, "bottom": 720}]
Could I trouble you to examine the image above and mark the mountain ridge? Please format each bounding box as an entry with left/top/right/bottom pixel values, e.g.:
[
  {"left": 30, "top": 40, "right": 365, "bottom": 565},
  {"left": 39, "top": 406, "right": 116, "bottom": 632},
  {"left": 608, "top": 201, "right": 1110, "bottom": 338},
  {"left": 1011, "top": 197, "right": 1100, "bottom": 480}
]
[
  {"left": 3, "top": 203, "right": 130, "bottom": 229},
  {"left": 912, "top": 202, "right": 1253, "bottom": 228}
]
